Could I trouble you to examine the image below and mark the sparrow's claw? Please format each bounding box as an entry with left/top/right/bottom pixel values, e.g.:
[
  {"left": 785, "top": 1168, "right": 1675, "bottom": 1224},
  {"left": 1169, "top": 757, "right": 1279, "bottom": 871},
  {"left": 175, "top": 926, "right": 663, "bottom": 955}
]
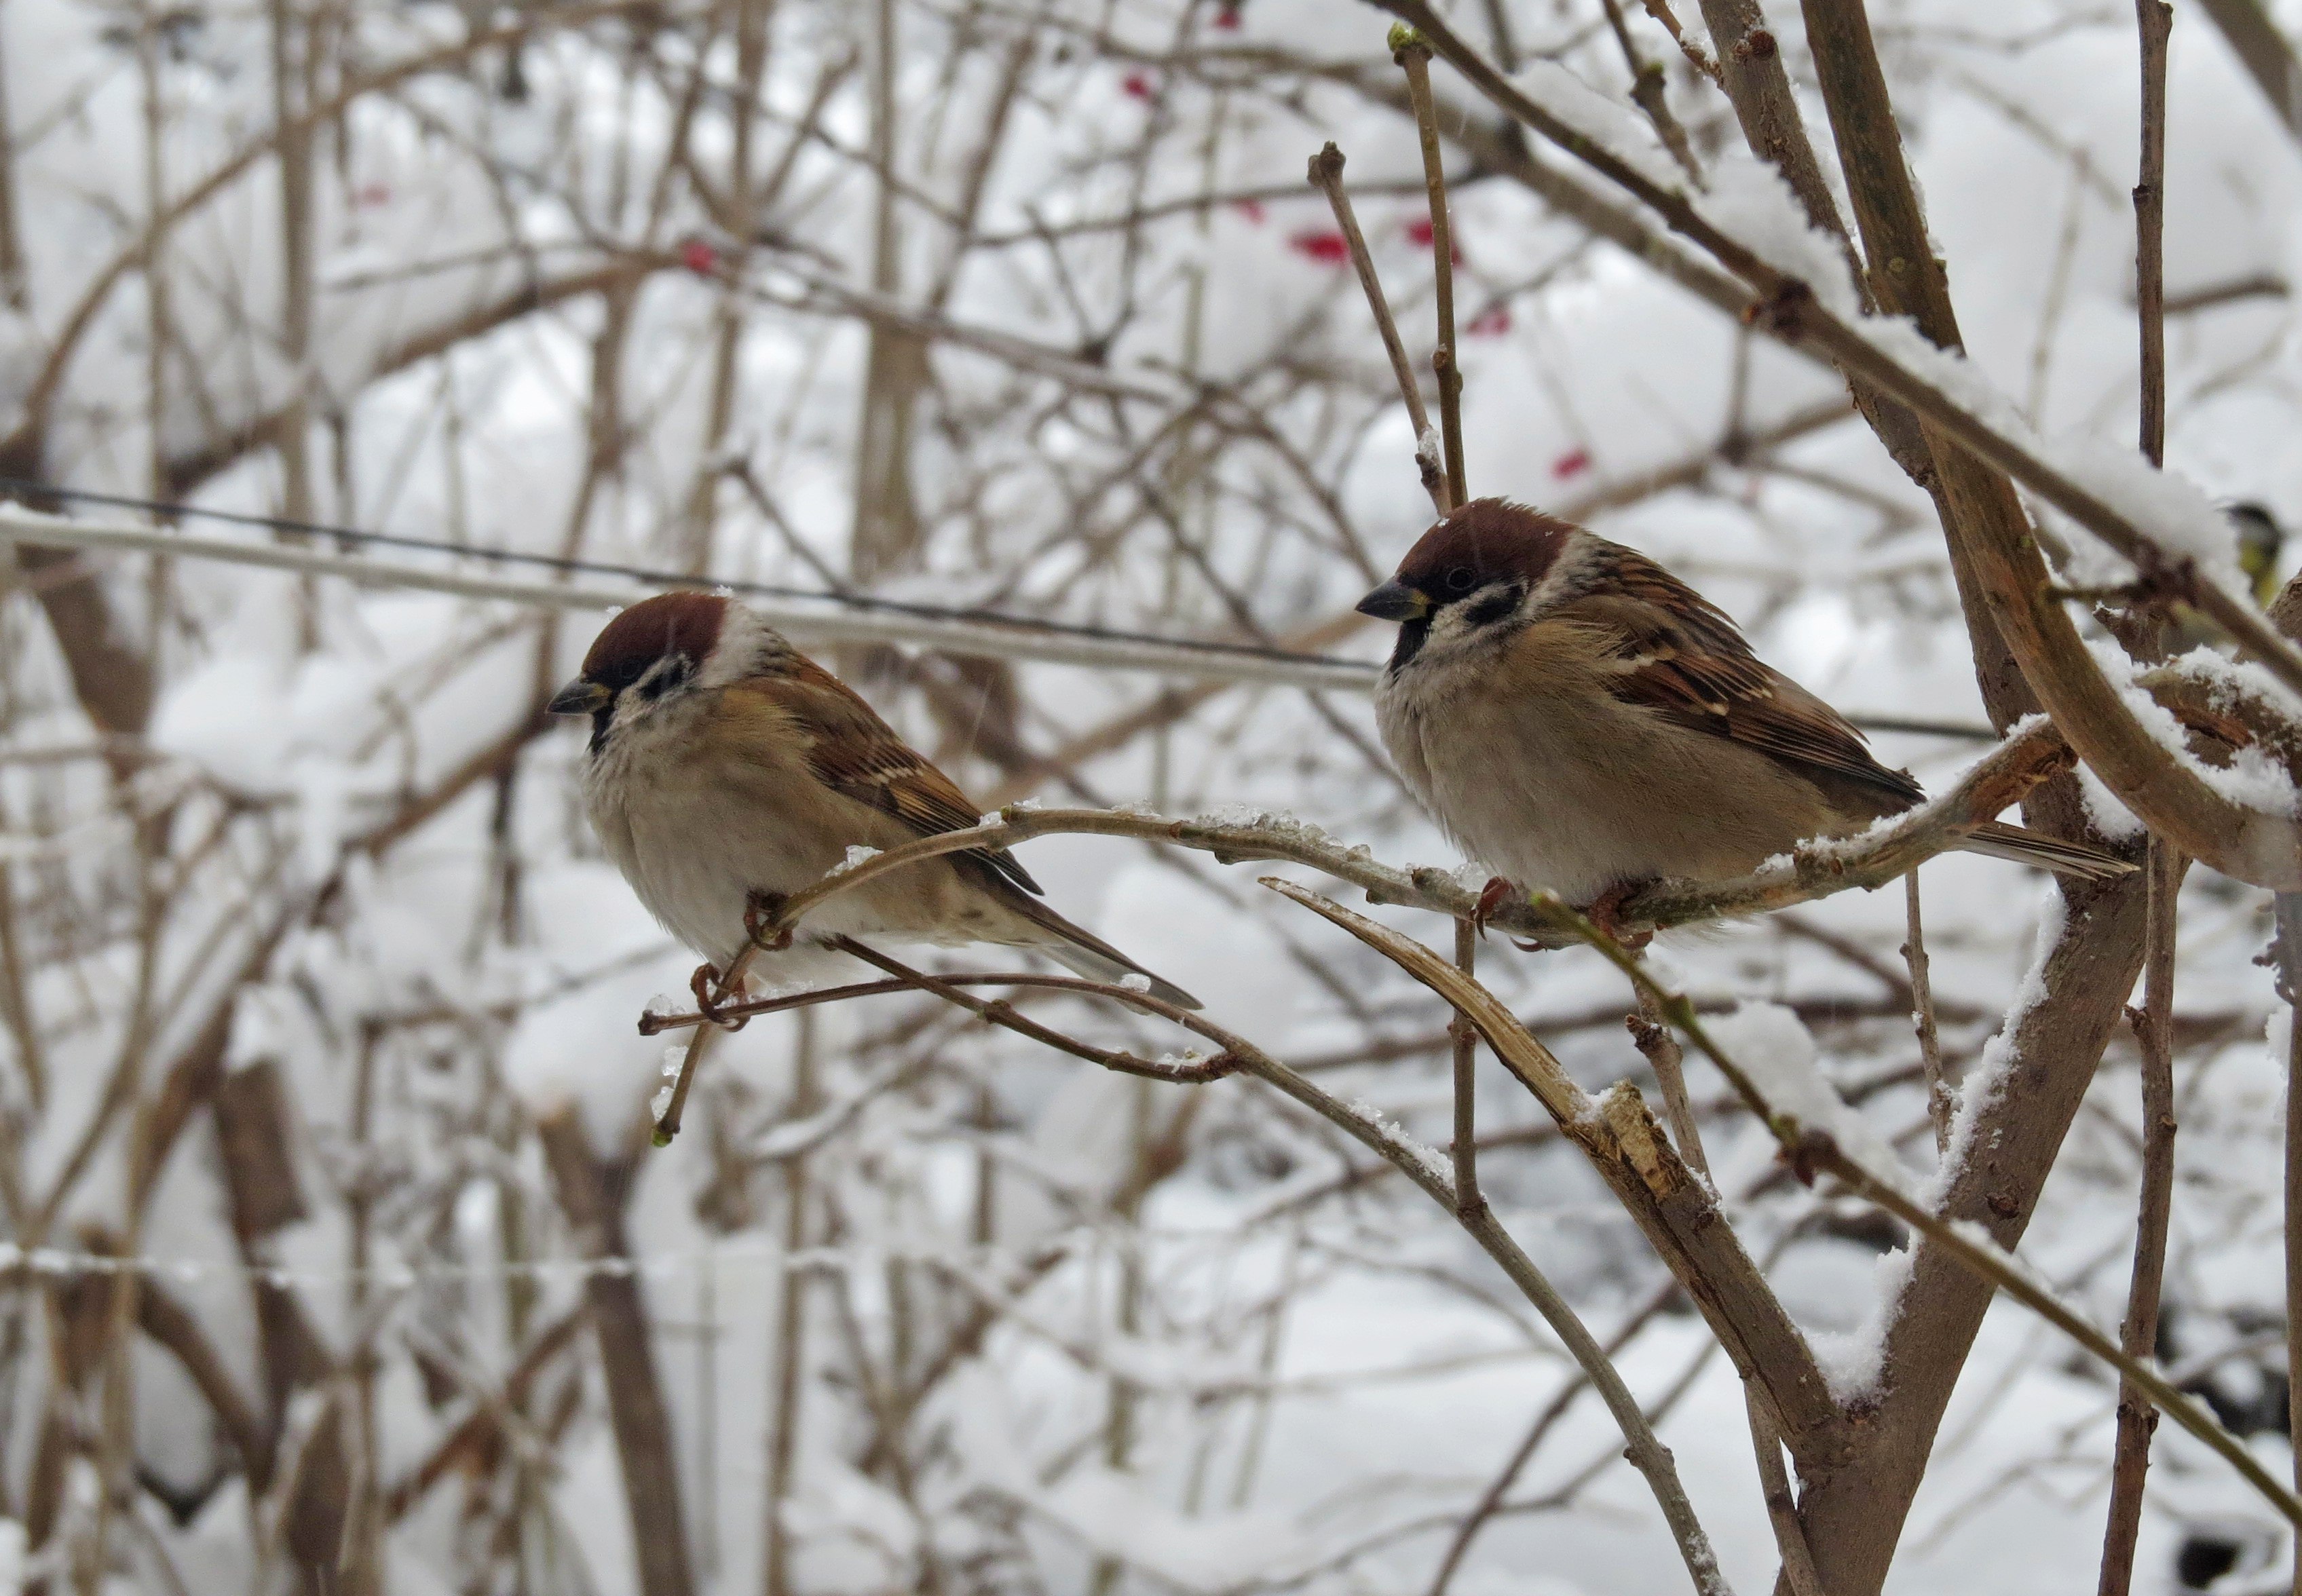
[
  {"left": 691, "top": 962, "right": 749, "bottom": 1031},
  {"left": 743, "top": 890, "right": 793, "bottom": 952},
  {"left": 1583, "top": 882, "right": 1654, "bottom": 951},
  {"left": 1469, "top": 875, "right": 1517, "bottom": 941}
]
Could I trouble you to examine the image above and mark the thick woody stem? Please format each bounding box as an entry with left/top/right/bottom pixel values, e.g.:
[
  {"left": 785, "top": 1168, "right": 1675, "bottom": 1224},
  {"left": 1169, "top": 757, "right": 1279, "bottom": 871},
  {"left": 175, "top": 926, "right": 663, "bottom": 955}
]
[
  {"left": 1536, "top": 897, "right": 2302, "bottom": 1532},
  {"left": 1306, "top": 143, "right": 1448, "bottom": 513},
  {"left": 1266, "top": 879, "right": 1845, "bottom": 1473}
]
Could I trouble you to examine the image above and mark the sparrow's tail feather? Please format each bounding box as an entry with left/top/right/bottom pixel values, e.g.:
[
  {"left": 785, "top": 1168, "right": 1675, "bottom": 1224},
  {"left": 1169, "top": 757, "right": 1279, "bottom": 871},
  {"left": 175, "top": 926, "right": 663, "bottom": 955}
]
[
  {"left": 1958, "top": 820, "right": 2138, "bottom": 881},
  {"left": 1003, "top": 892, "right": 1203, "bottom": 1009},
  {"left": 1041, "top": 941, "right": 1203, "bottom": 1010}
]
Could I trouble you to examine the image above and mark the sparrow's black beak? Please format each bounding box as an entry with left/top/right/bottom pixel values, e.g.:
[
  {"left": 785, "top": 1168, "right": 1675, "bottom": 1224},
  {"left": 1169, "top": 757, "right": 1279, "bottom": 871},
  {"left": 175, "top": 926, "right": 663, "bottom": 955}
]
[
  {"left": 1355, "top": 579, "right": 1431, "bottom": 623},
  {"left": 547, "top": 677, "right": 613, "bottom": 716}
]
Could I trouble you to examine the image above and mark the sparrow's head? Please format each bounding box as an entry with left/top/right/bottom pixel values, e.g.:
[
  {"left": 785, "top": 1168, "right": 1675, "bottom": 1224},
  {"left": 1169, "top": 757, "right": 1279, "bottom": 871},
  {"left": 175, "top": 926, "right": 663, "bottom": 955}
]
[
  {"left": 1357, "top": 499, "right": 1579, "bottom": 670},
  {"left": 548, "top": 591, "right": 789, "bottom": 751}
]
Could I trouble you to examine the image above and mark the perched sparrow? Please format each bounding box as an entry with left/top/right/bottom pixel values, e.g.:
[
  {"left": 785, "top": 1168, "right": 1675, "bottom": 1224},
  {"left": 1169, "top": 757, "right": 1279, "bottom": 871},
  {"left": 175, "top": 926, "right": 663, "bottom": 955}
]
[
  {"left": 549, "top": 592, "right": 1198, "bottom": 1009},
  {"left": 1356, "top": 499, "right": 2133, "bottom": 926}
]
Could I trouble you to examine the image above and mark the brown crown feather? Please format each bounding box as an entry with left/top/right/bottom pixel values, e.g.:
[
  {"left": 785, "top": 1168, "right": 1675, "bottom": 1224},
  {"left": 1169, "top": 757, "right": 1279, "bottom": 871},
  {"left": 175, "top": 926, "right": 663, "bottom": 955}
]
[
  {"left": 582, "top": 591, "right": 729, "bottom": 691},
  {"left": 1393, "top": 499, "right": 1576, "bottom": 593}
]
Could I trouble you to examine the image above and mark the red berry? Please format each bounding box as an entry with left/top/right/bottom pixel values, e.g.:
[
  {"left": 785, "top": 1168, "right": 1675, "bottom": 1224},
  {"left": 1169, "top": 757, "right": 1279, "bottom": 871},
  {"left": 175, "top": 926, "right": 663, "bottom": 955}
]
[
  {"left": 1232, "top": 198, "right": 1266, "bottom": 224},
  {"left": 1288, "top": 230, "right": 1351, "bottom": 263},
  {"left": 1551, "top": 447, "right": 1593, "bottom": 480},
  {"left": 681, "top": 239, "right": 720, "bottom": 275},
  {"left": 1213, "top": 5, "right": 1241, "bottom": 28},
  {"left": 1122, "top": 71, "right": 1155, "bottom": 100},
  {"left": 1404, "top": 216, "right": 1464, "bottom": 264},
  {"left": 1465, "top": 303, "right": 1513, "bottom": 337}
]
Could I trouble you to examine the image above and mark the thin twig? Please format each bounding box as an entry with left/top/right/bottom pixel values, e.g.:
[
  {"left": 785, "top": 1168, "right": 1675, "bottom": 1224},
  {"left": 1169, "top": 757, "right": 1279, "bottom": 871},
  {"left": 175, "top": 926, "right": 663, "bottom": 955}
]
[
  {"left": 2135, "top": 0, "right": 2172, "bottom": 469},
  {"left": 1260, "top": 881, "right": 1843, "bottom": 1469},
  {"left": 1451, "top": 919, "right": 1482, "bottom": 1220},
  {"left": 1630, "top": 970, "right": 1825, "bottom": 1596},
  {"left": 1904, "top": 871, "right": 1951, "bottom": 1152},
  {"left": 763, "top": 1008, "right": 814, "bottom": 1596},
  {"left": 1638, "top": 0, "right": 1722, "bottom": 81},
  {"left": 751, "top": 718, "right": 2080, "bottom": 954},
  {"left": 1425, "top": 1276, "right": 1683, "bottom": 1596},
  {"left": 1393, "top": 29, "right": 1469, "bottom": 509},
  {"left": 819, "top": 924, "right": 1737, "bottom": 1593},
  {"left": 827, "top": 939, "right": 1239, "bottom": 1083},
  {"left": 2097, "top": 839, "right": 2181, "bottom": 1596},
  {"left": 2098, "top": 12, "right": 2177, "bottom": 1572},
  {"left": 654, "top": 970, "right": 736, "bottom": 1146},
  {"left": 1598, "top": 0, "right": 1703, "bottom": 180},
  {"left": 1306, "top": 143, "right": 1447, "bottom": 513},
  {"left": 2274, "top": 892, "right": 2302, "bottom": 1596},
  {"left": 641, "top": 972, "right": 1203, "bottom": 1037},
  {"left": 1260, "top": 1076, "right": 1735, "bottom": 1594},
  {"left": 1630, "top": 982, "right": 1701, "bottom": 1168}
]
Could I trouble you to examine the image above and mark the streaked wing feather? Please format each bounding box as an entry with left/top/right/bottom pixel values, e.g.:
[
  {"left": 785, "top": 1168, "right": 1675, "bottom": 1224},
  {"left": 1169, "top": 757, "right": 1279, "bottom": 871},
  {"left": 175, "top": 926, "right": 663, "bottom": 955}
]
[
  {"left": 726, "top": 666, "right": 1044, "bottom": 895},
  {"left": 1560, "top": 555, "right": 1925, "bottom": 809}
]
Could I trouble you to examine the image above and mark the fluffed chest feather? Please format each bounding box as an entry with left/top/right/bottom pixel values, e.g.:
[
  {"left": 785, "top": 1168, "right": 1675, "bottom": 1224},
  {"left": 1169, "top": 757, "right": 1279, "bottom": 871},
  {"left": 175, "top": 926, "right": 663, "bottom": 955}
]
[
  {"left": 1375, "top": 636, "right": 1838, "bottom": 901},
  {"left": 582, "top": 694, "right": 853, "bottom": 962}
]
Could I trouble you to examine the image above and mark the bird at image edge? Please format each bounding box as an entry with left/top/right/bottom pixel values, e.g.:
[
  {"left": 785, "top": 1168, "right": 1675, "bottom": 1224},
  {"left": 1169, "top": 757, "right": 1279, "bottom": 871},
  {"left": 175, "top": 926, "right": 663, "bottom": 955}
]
[
  {"left": 1356, "top": 498, "right": 2134, "bottom": 932},
  {"left": 549, "top": 591, "right": 1199, "bottom": 1010}
]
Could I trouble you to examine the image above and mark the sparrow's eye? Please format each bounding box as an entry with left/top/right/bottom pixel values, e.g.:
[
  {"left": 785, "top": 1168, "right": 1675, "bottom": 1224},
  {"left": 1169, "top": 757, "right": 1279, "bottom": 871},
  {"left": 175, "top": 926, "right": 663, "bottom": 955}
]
[{"left": 1444, "top": 567, "right": 1477, "bottom": 594}]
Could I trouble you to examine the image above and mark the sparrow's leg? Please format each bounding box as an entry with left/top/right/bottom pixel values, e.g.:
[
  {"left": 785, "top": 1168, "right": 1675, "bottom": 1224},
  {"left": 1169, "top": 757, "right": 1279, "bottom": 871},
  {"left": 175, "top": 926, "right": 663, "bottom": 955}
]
[
  {"left": 1583, "top": 881, "right": 1655, "bottom": 951},
  {"left": 744, "top": 890, "right": 793, "bottom": 952},
  {"left": 690, "top": 962, "right": 750, "bottom": 1031},
  {"left": 1469, "top": 875, "right": 1518, "bottom": 941}
]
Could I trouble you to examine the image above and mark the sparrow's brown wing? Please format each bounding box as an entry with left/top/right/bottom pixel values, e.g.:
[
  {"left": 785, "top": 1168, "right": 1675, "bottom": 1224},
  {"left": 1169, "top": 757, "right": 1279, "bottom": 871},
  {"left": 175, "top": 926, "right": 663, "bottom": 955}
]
[
  {"left": 725, "top": 660, "right": 1044, "bottom": 896},
  {"left": 1559, "top": 548, "right": 1925, "bottom": 812}
]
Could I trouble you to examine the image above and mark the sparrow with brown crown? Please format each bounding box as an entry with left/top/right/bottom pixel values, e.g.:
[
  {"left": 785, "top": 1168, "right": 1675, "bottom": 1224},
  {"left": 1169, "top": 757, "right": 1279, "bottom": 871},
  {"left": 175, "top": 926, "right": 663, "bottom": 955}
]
[
  {"left": 1355, "top": 499, "right": 2133, "bottom": 937},
  {"left": 548, "top": 592, "right": 1198, "bottom": 1013}
]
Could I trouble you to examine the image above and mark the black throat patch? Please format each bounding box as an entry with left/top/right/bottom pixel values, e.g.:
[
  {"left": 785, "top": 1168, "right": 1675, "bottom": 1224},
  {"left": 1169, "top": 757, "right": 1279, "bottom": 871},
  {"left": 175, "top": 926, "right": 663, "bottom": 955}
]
[{"left": 1388, "top": 618, "right": 1431, "bottom": 672}]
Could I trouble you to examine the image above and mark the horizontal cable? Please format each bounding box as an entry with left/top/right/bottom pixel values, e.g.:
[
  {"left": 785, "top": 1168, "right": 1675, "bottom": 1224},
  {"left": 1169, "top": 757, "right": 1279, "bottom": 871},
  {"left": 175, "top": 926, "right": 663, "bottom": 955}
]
[
  {"left": 0, "top": 501, "right": 1381, "bottom": 690},
  {"left": 0, "top": 491, "right": 1999, "bottom": 737}
]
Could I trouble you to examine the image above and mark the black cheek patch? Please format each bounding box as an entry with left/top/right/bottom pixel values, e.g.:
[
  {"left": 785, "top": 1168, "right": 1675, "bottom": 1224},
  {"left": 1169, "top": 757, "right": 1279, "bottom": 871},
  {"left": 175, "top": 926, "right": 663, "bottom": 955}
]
[
  {"left": 637, "top": 656, "right": 694, "bottom": 701},
  {"left": 1461, "top": 585, "right": 1523, "bottom": 630}
]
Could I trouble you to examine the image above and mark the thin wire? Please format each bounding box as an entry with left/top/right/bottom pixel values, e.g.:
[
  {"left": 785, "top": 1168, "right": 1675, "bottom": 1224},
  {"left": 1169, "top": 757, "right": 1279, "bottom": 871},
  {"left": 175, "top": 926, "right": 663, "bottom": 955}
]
[
  {"left": 0, "top": 477, "right": 1367, "bottom": 673},
  {"left": 0, "top": 1195, "right": 1653, "bottom": 1287},
  {"left": 0, "top": 482, "right": 2001, "bottom": 736}
]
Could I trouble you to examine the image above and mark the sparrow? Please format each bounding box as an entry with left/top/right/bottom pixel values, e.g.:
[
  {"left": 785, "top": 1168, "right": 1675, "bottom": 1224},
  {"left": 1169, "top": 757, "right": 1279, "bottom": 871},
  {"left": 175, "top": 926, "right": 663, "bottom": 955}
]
[
  {"left": 1355, "top": 499, "right": 2134, "bottom": 930},
  {"left": 548, "top": 592, "right": 1198, "bottom": 1010}
]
